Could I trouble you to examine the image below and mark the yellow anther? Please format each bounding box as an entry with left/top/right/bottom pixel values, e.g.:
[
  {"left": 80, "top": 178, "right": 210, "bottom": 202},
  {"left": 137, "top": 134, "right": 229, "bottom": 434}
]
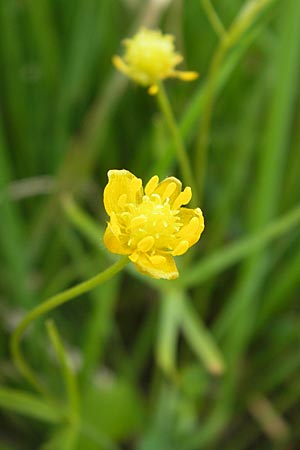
[
  {"left": 145, "top": 175, "right": 159, "bottom": 196},
  {"left": 131, "top": 215, "right": 147, "bottom": 228},
  {"left": 172, "top": 240, "right": 189, "bottom": 256},
  {"left": 172, "top": 186, "right": 192, "bottom": 210},
  {"left": 137, "top": 236, "right": 155, "bottom": 252}
]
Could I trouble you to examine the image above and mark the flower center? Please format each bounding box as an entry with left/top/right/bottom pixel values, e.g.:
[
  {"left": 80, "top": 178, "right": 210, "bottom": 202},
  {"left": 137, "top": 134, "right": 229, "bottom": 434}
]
[
  {"left": 124, "top": 30, "right": 179, "bottom": 82},
  {"left": 118, "top": 193, "right": 181, "bottom": 253}
]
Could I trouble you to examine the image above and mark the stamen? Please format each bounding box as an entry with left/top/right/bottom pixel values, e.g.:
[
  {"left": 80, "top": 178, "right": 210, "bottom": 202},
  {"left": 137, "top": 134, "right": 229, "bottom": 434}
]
[
  {"left": 145, "top": 175, "right": 159, "bottom": 196},
  {"left": 131, "top": 215, "right": 147, "bottom": 228},
  {"left": 151, "top": 193, "right": 160, "bottom": 202}
]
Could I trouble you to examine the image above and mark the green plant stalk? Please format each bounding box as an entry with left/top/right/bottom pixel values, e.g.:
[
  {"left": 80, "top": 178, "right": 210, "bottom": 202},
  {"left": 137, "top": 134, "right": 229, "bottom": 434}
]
[
  {"left": 180, "top": 293, "right": 225, "bottom": 375},
  {"left": 180, "top": 203, "right": 300, "bottom": 289},
  {"left": 156, "top": 288, "right": 183, "bottom": 379},
  {"left": 62, "top": 195, "right": 106, "bottom": 253},
  {"left": 150, "top": 23, "right": 264, "bottom": 180},
  {"left": 0, "top": 387, "right": 61, "bottom": 424},
  {"left": 0, "top": 123, "right": 33, "bottom": 306},
  {"left": 10, "top": 256, "right": 129, "bottom": 397},
  {"left": 199, "top": 2, "right": 300, "bottom": 447},
  {"left": 46, "top": 320, "right": 80, "bottom": 450},
  {"left": 62, "top": 195, "right": 159, "bottom": 289},
  {"left": 25, "top": 0, "right": 61, "bottom": 91},
  {"left": 156, "top": 82, "right": 198, "bottom": 206},
  {"left": 46, "top": 320, "right": 80, "bottom": 424},
  {"left": 195, "top": 0, "right": 276, "bottom": 200},
  {"left": 29, "top": 1, "right": 170, "bottom": 262},
  {"left": 200, "top": 0, "right": 226, "bottom": 38},
  {"left": 257, "top": 244, "right": 300, "bottom": 328}
]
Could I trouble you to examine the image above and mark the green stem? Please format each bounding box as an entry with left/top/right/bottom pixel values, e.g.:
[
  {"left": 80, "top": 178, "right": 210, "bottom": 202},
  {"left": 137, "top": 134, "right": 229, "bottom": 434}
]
[
  {"left": 10, "top": 256, "right": 129, "bottom": 396},
  {"left": 156, "top": 81, "right": 199, "bottom": 206},
  {"left": 195, "top": 0, "right": 276, "bottom": 200},
  {"left": 46, "top": 320, "right": 80, "bottom": 425},
  {"left": 200, "top": 0, "right": 227, "bottom": 38}
]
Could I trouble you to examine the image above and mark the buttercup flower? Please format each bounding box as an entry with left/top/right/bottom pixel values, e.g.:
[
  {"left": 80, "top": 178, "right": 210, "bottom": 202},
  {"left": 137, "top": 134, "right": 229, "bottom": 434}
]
[
  {"left": 103, "top": 170, "right": 204, "bottom": 280},
  {"left": 113, "top": 28, "right": 198, "bottom": 95}
]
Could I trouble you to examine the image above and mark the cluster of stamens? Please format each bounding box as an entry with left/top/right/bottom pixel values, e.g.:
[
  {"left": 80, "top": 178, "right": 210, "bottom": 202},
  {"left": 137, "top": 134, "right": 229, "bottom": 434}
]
[
  {"left": 103, "top": 169, "right": 204, "bottom": 279},
  {"left": 119, "top": 193, "right": 181, "bottom": 254},
  {"left": 108, "top": 175, "right": 200, "bottom": 265}
]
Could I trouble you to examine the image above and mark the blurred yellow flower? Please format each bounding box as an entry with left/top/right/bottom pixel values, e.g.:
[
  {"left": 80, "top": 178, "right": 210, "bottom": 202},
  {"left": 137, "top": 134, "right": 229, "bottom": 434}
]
[
  {"left": 103, "top": 170, "right": 204, "bottom": 280},
  {"left": 113, "top": 28, "right": 198, "bottom": 95}
]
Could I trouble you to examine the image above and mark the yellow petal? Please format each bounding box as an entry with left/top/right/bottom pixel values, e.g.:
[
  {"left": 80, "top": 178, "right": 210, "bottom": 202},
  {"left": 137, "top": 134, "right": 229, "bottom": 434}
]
[
  {"left": 103, "top": 225, "right": 130, "bottom": 255},
  {"left": 112, "top": 55, "right": 130, "bottom": 76},
  {"left": 103, "top": 169, "right": 143, "bottom": 216},
  {"left": 172, "top": 70, "right": 199, "bottom": 81},
  {"left": 172, "top": 186, "right": 192, "bottom": 210},
  {"left": 145, "top": 175, "right": 159, "bottom": 196},
  {"left": 129, "top": 252, "right": 139, "bottom": 262},
  {"left": 177, "top": 207, "right": 204, "bottom": 247},
  {"left": 153, "top": 177, "right": 182, "bottom": 204},
  {"left": 133, "top": 253, "right": 178, "bottom": 280},
  {"left": 148, "top": 84, "right": 159, "bottom": 95},
  {"left": 137, "top": 236, "right": 155, "bottom": 252},
  {"left": 171, "top": 239, "right": 190, "bottom": 256}
]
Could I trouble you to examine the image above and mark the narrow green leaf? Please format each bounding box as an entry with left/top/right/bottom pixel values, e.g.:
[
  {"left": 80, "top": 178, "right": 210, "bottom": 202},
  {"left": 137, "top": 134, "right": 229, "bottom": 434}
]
[
  {"left": 156, "top": 289, "right": 183, "bottom": 378},
  {"left": 181, "top": 295, "right": 225, "bottom": 375},
  {"left": 0, "top": 387, "right": 60, "bottom": 423}
]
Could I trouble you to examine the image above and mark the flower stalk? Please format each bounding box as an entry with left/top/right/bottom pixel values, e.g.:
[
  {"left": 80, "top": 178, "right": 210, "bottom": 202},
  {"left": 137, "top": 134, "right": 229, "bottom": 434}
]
[
  {"left": 156, "top": 81, "right": 199, "bottom": 206},
  {"left": 11, "top": 256, "right": 129, "bottom": 395}
]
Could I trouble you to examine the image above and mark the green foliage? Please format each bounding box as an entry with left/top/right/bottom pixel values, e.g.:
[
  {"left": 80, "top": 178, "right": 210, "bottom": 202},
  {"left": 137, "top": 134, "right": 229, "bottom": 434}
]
[{"left": 0, "top": 0, "right": 300, "bottom": 449}]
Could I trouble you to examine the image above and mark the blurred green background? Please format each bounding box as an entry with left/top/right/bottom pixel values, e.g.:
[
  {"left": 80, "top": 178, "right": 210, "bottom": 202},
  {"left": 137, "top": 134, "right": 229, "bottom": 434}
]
[{"left": 1, "top": 0, "right": 300, "bottom": 449}]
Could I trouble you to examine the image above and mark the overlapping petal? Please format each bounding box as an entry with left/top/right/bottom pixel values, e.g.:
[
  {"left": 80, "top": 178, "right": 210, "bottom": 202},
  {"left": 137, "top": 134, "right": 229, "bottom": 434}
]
[
  {"left": 130, "top": 253, "right": 178, "bottom": 280},
  {"left": 103, "top": 225, "right": 130, "bottom": 255},
  {"left": 103, "top": 169, "right": 204, "bottom": 280},
  {"left": 103, "top": 169, "right": 143, "bottom": 215},
  {"left": 177, "top": 207, "right": 204, "bottom": 247},
  {"left": 152, "top": 177, "right": 182, "bottom": 204}
]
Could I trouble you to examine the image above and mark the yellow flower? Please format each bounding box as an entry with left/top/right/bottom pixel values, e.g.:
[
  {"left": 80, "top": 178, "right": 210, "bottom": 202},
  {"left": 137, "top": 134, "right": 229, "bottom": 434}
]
[
  {"left": 103, "top": 170, "right": 204, "bottom": 280},
  {"left": 113, "top": 27, "right": 198, "bottom": 95}
]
